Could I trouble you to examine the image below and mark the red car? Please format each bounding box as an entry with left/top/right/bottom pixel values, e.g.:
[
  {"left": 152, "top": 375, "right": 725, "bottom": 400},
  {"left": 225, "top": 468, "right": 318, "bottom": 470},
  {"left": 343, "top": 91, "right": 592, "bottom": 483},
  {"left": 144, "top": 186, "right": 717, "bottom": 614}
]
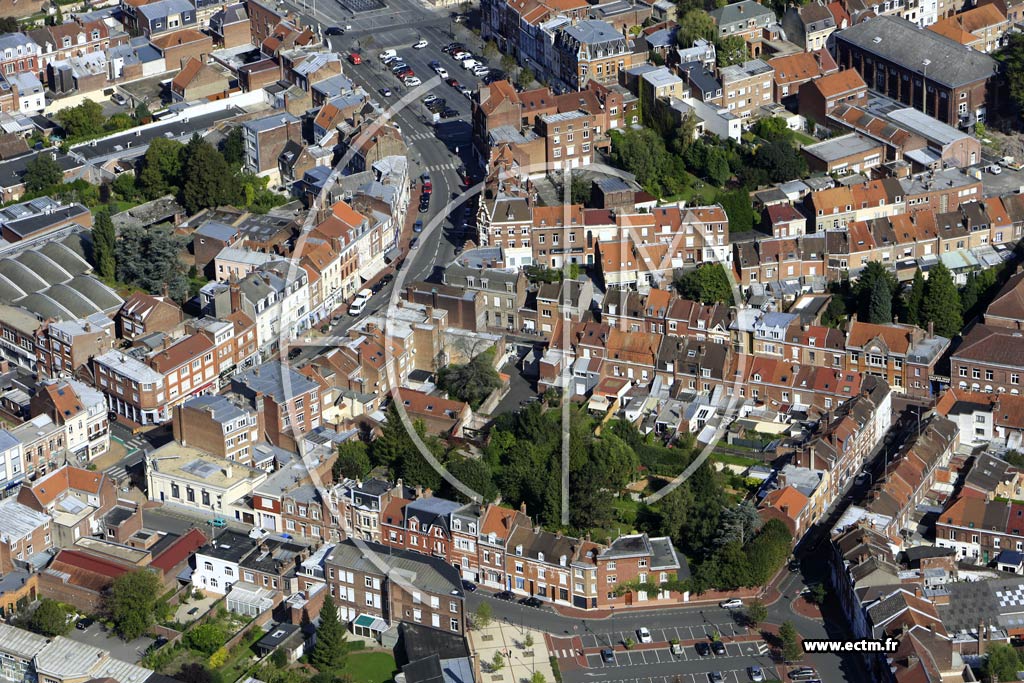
[
  {"left": 421, "top": 172, "right": 432, "bottom": 194},
  {"left": 397, "top": 68, "right": 415, "bottom": 79},
  {"left": 447, "top": 78, "right": 461, "bottom": 89}
]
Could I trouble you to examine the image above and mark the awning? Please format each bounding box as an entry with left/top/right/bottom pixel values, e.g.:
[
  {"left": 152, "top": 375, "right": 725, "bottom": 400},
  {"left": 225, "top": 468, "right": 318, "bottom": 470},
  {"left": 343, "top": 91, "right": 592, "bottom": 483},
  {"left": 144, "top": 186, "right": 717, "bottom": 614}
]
[{"left": 353, "top": 614, "right": 388, "bottom": 631}]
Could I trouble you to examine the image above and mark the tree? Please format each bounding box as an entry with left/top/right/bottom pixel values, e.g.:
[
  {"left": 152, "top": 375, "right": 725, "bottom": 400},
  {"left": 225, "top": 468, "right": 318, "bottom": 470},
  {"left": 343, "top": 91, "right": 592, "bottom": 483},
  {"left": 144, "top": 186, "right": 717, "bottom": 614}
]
[
  {"left": 138, "top": 137, "right": 184, "bottom": 199},
  {"left": 310, "top": 595, "right": 347, "bottom": 671},
  {"left": 93, "top": 207, "right": 117, "bottom": 281},
  {"left": 867, "top": 275, "right": 892, "bottom": 325},
  {"left": 779, "top": 621, "right": 802, "bottom": 662},
  {"left": 482, "top": 40, "right": 499, "bottom": 60},
  {"left": 677, "top": 9, "right": 716, "bottom": 47},
  {"left": 473, "top": 602, "right": 492, "bottom": 630},
  {"left": 112, "top": 173, "right": 139, "bottom": 200},
  {"left": 675, "top": 263, "right": 733, "bottom": 304},
  {"left": 134, "top": 101, "right": 152, "bottom": 124},
  {"left": 745, "top": 599, "right": 767, "bottom": 628},
  {"left": 705, "top": 147, "right": 731, "bottom": 186},
  {"left": 904, "top": 268, "right": 926, "bottom": 326},
  {"left": 529, "top": 673, "right": 546, "bottom": 683},
  {"left": 920, "top": 262, "right": 963, "bottom": 338},
  {"left": 854, "top": 262, "right": 898, "bottom": 323},
  {"left": 984, "top": 642, "right": 1022, "bottom": 683},
  {"left": 609, "top": 128, "right": 685, "bottom": 197},
  {"left": 24, "top": 153, "right": 64, "bottom": 193},
  {"left": 491, "top": 652, "right": 505, "bottom": 671},
  {"left": 29, "top": 599, "right": 71, "bottom": 637},
  {"left": 500, "top": 54, "right": 517, "bottom": 75},
  {"left": 443, "top": 455, "right": 497, "bottom": 503},
  {"left": 806, "top": 584, "right": 827, "bottom": 605},
  {"left": 523, "top": 633, "right": 534, "bottom": 648},
  {"left": 752, "top": 117, "right": 793, "bottom": 143},
  {"left": 221, "top": 127, "right": 245, "bottom": 167},
  {"left": 115, "top": 226, "right": 189, "bottom": 301},
  {"left": 719, "top": 188, "right": 755, "bottom": 233},
  {"left": 437, "top": 348, "right": 503, "bottom": 408},
  {"left": 186, "top": 623, "right": 226, "bottom": 655},
  {"left": 517, "top": 66, "right": 535, "bottom": 89},
  {"left": 997, "top": 33, "right": 1024, "bottom": 111},
  {"left": 752, "top": 139, "right": 807, "bottom": 182},
  {"left": 570, "top": 174, "right": 592, "bottom": 205},
  {"left": 180, "top": 135, "right": 233, "bottom": 214},
  {"left": 57, "top": 99, "right": 105, "bottom": 140},
  {"left": 715, "top": 35, "right": 747, "bottom": 67},
  {"left": 0, "top": 17, "right": 19, "bottom": 32},
  {"left": 333, "top": 439, "right": 371, "bottom": 481},
  {"left": 107, "top": 570, "right": 161, "bottom": 641}
]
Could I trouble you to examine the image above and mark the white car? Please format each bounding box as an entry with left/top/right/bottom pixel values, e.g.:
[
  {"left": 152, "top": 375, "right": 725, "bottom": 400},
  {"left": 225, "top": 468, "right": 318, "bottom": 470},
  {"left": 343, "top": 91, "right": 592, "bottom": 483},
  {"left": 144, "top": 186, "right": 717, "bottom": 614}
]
[
  {"left": 719, "top": 598, "right": 744, "bottom": 609},
  {"left": 990, "top": 164, "right": 1003, "bottom": 175},
  {"left": 636, "top": 628, "right": 653, "bottom": 644},
  {"left": 748, "top": 666, "right": 765, "bottom": 682},
  {"left": 435, "top": 66, "right": 449, "bottom": 78},
  {"left": 379, "top": 49, "right": 397, "bottom": 61},
  {"left": 348, "top": 288, "right": 372, "bottom": 316},
  {"left": 403, "top": 76, "right": 422, "bottom": 86},
  {"left": 413, "top": 39, "right": 429, "bottom": 49},
  {"left": 473, "top": 66, "right": 490, "bottom": 77},
  {"left": 423, "top": 94, "right": 439, "bottom": 105}
]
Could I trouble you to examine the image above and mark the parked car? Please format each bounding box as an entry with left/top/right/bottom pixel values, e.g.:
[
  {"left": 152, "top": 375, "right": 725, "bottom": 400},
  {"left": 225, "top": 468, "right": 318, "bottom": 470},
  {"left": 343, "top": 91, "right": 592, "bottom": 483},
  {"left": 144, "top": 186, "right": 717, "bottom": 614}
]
[
  {"left": 789, "top": 668, "right": 818, "bottom": 681},
  {"left": 600, "top": 649, "right": 614, "bottom": 664},
  {"left": 695, "top": 642, "right": 711, "bottom": 657},
  {"left": 287, "top": 347, "right": 302, "bottom": 360},
  {"left": 403, "top": 76, "right": 422, "bottom": 86},
  {"left": 708, "top": 673, "right": 724, "bottom": 683},
  {"left": 720, "top": 598, "right": 744, "bottom": 609},
  {"left": 76, "top": 618, "right": 94, "bottom": 631},
  {"left": 669, "top": 642, "right": 683, "bottom": 656},
  {"left": 447, "top": 78, "right": 461, "bottom": 88},
  {"left": 461, "top": 580, "right": 477, "bottom": 592},
  {"left": 378, "top": 87, "right": 392, "bottom": 97},
  {"left": 519, "top": 596, "right": 543, "bottom": 608},
  {"left": 413, "top": 39, "right": 429, "bottom": 49},
  {"left": 459, "top": 86, "right": 472, "bottom": 98},
  {"left": 711, "top": 641, "right": 726, "bottom": 656},
  {"left": 379, "top": 49, "right": 397, "bottom": 60},
  {"left": 413, "top": 219, "right": 424, "bottom": 233},
  {"left": 111, "top": 92, "right": 128, "bottom": 106},
  {"left": 208, "top": 517, "right": 227, "bottom": 527},
  {"left": 636, "top": 627, "right": 652, "bottom": 644},
  {"left": 421, "top": 172, "right": 432, "bottom": 192},
  {"left": 495, "top": 591, "right": 515, "bottom": 601},
  {"left": 435, "top": 66, "right": 449, "bottom": 78},
  {"left": 440, "top": 108, "right": 459, "bottom": 119},
  {"left": 409, "top": 237, "right": 419, "bottom": 249},
  {"left": 990, "top": 164, "right": 1003, "bottom": 175},
  {"left": 749, "top": 666, "right": 765, "bottom": 682},
  {"left": 187, "top": 607, "right": 200, "bottom": 616},
  {"left": 349, "top": 288, "right": 372, "bottom": 316}
]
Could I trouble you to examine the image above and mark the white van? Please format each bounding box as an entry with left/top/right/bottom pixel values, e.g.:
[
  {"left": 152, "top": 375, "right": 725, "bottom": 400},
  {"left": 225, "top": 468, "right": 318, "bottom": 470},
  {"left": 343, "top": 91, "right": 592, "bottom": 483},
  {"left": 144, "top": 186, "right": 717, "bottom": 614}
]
[
  {"left": 461, "top": 58, "right": 480, "bottom": 70},
  {"left": 349, "top": 288, "right": 372, "bottom": 316},
  {"left": 379, "top": 49, "right": 397, "bottom": 61}
]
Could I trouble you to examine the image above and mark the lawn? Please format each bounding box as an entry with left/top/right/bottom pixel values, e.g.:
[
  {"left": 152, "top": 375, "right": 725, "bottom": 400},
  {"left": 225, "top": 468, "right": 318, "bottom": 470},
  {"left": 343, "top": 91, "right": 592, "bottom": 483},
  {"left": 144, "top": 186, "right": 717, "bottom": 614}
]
[
  {"left": 343, "top": 652, "right": 397, "bottom": 683},
  {"left": 711, "top": 452, "right": 761, "bottom": 468},
  {"left": 662, "top": 172, "right": 721, "bottom": 206},
  {"left": 791, "top": 130, "right": 817, "bottom": 146}
]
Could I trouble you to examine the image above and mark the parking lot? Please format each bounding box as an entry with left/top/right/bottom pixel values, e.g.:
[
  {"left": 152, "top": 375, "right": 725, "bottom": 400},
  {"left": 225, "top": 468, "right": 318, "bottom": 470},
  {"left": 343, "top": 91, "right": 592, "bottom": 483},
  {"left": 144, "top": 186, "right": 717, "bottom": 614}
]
[
  {"left": 584, "top": 640, "right": 768, "bottom": 668},
  {"left": 580, "top": 623, "right": 749, "bottom": 649},
  {"left": 66, "top": 621, "right": 154, "bottom": 664},
  {"left": 587, "top": 669, "right": 766, "bottom": 683}
]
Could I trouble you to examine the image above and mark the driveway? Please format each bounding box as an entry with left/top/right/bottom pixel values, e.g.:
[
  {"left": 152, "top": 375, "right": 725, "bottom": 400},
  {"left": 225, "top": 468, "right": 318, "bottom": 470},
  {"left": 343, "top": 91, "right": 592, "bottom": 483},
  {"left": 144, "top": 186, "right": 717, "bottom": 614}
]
[{"left": 66, "top": 621, "right": 154, "bottom": 664}]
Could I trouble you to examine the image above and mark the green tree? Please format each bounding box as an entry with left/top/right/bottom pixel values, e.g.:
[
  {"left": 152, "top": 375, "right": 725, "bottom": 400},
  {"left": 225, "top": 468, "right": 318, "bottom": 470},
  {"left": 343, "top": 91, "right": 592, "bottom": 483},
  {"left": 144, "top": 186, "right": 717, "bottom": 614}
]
[
  {"left": 745, "top": 599, "right": 767, "bottom": 628},
  {"left": 675, "top": 263, "right": 733, "bottom": 304},
  {"left": 500, "top": 54, "right": 517, "bottom": 75},
  {"left": 29, "top": 599, "right": 71, "bottom": 637},
  {"left": 854, "top": 262, "right": 898, "bottom": 322},
  {"left": 822, "top": 294, "right": 847, "bottom": 329},
  {"left": 904, "top": 268, "right": 926, "bottom": 326},
  {"left": 807, "top": 584, "right": 827, "bottom": 605},
  {"left": 779, "top": 621, "right": 802, "bottom": 662},
  {"left": 112, "top": 172, "right": 139, "bottom": 200},
  {"left": 442, "top": 455, "right": 498, "bottom": 503},
  {"left": 920, "top": 262, "right": 962, "bottom": 338},
  {"left": 138, "top": 137, "right": 184, "bottom": 199},
  {"left": 752, "top": 139, "right": 807, "bottom": 182},
  {"left": 104, "top": 112, "right": 136, "bottom": 133},
  {"left": 186, "top": 623, "right": 226, "bottom": 655},
  {"left": 752, "top": 116, "right": 793, "bottom": 142},
  {"left": 867, "top": 275, "right": 892, "bottom": 325},
  {"left": 491, "top": 653, "right": 505, "bottom": 671},
  {"left": 609, "top": 128, "right": 685, "bottom": 197},
  {"left": 523, "top": 633, "right": 534, "bottom": 648},
  {"left": 570, "top": 174, "right": 592, "bottom": 205},
  {"left": 715, "top": 35, "right": 747, "bottom": 67},
  {"left": 473, "top": 602, "right": 493, "bottom": 630},
  {"left": 705, "top": 147, "right": 731, "bottom": 186},
  {"left": 529, "top": 673, "right": 546, "bottom": 683},
  {"left": 997, "top": 33, "right": 1024, "bottom": 111},
  {"left": 310, "top": 595, "right": 347, "bottom": 671},
  {"left": 134, "top": 101, "right": 152, "bottom": 124},
  {"left": 92, "top": 207, "right": 117, "bottom": 280},
  {"left": 115, "top": 225, "right": 189, "bottom": 301},
  {"left": 23, "top": 153, "right": 64, "bottom": 193},
  {"left": 333, "top": 439, "right": 371, "bottom": 481},
  {"left": 676, "top": 9, "right": 716, "bottom": 47},
  {"left": 370, "top": 401, "right": 413, "bottom": 469},
  {"left": 437, "top": 348, "right": 503, "bottom": 408},
  {"left": 482, "top": 40, "right": 499, "bottom": 60},
  {"left": 180, "top": 135, "right": 233, "bottom": 214},
  {"left": 517, "top": 66, "right": 535, "bottom": 89},
  {"left": 0, "top": 17, "right": 19, "bottom": 32},
  {"left": 221, "top": 127, "right": 245, "bottom": 167},
  {"left": 107, "top": 570, "right": 161, "bottom": 641},
  {"left": 57, "top": 99, "right": 105, "bottom": 140},
  {"left": 984, "top": 642, "right": 1023, "bottom": 683},
  {"left": 719, "top": 188, "right": 755, "bottom": 232}
]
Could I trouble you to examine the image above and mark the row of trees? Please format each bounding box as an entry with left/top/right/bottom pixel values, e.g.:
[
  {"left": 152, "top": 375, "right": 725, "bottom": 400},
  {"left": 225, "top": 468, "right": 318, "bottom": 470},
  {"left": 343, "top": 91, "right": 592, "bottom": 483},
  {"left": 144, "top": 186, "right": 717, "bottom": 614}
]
[
  {"left": 674, "top": 262, "right": 734, "bottom": 304},
  {"left": 832, "top": 259, "right": 1012, "bottom": 338}
]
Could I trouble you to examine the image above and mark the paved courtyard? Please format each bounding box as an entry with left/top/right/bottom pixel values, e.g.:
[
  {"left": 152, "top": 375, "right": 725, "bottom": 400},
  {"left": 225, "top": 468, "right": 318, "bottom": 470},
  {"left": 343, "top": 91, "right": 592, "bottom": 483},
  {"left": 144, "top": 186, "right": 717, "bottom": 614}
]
[{"left": 470, "top": 621, "right": 557, "bottom": 683}]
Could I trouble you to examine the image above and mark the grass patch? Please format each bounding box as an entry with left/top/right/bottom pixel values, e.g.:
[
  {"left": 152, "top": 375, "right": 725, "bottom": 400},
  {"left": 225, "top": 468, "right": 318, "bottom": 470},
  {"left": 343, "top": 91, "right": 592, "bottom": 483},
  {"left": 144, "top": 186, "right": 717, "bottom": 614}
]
[
  {"left": 711, "top": 452, "right": 761, "bottom": 468},
  {"left": 791, "top": 130, "right": 816, "bottom": 146},
  {"left": 342, "top": 652, "right": 397, "bottom": 683},
  {"left": 662, "top": 172, "right": 721, "bottom": 205}
]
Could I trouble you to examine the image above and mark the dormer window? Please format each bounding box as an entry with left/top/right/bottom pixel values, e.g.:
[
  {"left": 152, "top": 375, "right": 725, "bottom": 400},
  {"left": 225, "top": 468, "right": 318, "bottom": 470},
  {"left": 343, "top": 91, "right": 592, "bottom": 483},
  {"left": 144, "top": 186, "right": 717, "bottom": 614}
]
[
  {"left": 62, "top": 37, "right": 71, "bottom": 48},
  {"left": 91, "top": 30, "right": 100, "bottom": 40},
  {"left": 559, "top": 555, "right": 567, "bottom": 566},
  {"left": 489, "top": 532, "right": 497, "bottom": 544},
  {"left": 515, "top": 544, "right": 523, "bottom": 555},
  {"left": 537, "top": 552, "right": 544, "bottom": 562}
]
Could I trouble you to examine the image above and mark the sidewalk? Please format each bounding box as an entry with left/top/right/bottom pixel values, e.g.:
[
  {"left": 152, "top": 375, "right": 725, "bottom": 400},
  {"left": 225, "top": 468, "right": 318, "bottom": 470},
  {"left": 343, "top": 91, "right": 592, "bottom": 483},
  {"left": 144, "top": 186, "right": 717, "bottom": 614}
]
[{"left": 470, "top": 621, "right": 556, "bottom": 683}]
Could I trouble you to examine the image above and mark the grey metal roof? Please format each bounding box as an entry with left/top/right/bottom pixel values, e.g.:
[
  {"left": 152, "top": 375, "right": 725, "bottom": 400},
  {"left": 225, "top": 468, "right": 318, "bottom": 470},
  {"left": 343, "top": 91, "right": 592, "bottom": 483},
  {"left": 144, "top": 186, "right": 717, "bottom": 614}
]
[
  {"left": 835, "top": 15, "right": 998, "bottom": 89},
  {"left": 137, "top": 0, "right": 194, "bottom": 20},
  {"left": 710, "top": 0, "right": 775, "bottom": 28},
  {"left": 803, "top": 133, "right": 881, "bottom": 163},
  {"left": 561, "top": 19, "right": 624, "bottom": 45},
  {"left": 244, "top": 112, "right": 300, "bottom": 134},
  {"left": 0, "top": 622, "right": 49, "bottom": 658},
  {"left": 182, "top": 394, "right": 251, "bottom": 424},
  {"left": 325, "top": 539, "right": 463, "bottom": 598},
  {"left": 232, "top": 362, "right": 318, "bottom": 404}
]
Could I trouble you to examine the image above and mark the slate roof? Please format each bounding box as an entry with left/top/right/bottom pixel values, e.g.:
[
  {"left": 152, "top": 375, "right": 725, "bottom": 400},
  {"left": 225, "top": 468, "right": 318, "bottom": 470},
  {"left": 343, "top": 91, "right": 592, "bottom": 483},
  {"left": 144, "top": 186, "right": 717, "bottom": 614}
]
[{"left": 835, "top": 15, "right": 998, "bottom": 89}]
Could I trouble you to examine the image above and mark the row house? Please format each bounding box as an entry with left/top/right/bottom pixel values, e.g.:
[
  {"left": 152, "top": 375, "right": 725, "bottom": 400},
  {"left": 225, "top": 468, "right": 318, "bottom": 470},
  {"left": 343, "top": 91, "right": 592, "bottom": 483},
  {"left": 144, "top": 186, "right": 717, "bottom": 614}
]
[
  {"left": 768, "top": 49, "right": 840, "bottom": 102},
  {"left": 951, "top": 324, "right": 1024, "bottom": 394},
  {"left": 92, "top": 350, "right": 168, "bottom": 426},
  {"left": 0, "top": 497, "right": 51, "bottom": 574},
  {"left": 552, "top": 19, "right": 639, "bottom": 90},
  {"left": 936, "top": 389, "right": 1024, "bottom": 449},
  {"left": 478, "top": 504, "right": 530, "bottom": 590},
  {"left": 187, "top": 312, "right": 260, "bottom": 382},
  {"left": 333, "top": 478, "right": 415, "bottom": 544},
  {"left": 798, "top": 68, "right": 868, "bottom": 126},
  {"left": 928, "top": 4, "right": 1009, "bottom": 53},
  {"left": 308, "top": 203, "right": 362, "bottom": 305},
  {"left": 17, "top": 465, "right": 117, "bottom": 547},
  {"left": 863, "top": 414, "right": 957, "bottom": 537},
  {"left": 935, "top": 495, "right": 1024, "bottom": 563},
  {"left": 148, "top": 334, "right": 218, "bottom": 409},
  {"left": 28, "top": 19, "right": 127, "bottom": 78},
  {"left": 0, "top": 305, "right": 40, "bottom": 373},
  {"left": 602, "top": 328, "right": 662, "bottom": 385},
  {"left": 0, "top": 34, "right": 40, "bottom": 79},
  {"left": 739, "top": 354, "right": 872, "bottom": 415},
  {"left": 752, "top": 311, "right": 846, "bottom": 369},
  {"left": 9, "top": 416, "right": 65, "bottom": 481},
  {"left": 116, "top": 292, "right": 184, "bottom": 342},
  {"left": 36, "top": 314, "right": 115, "bottom": 381},
  {"left": 321, "top": 539, "right": 465, "bottom": 637},
  {"left": 382, "top": 496, "right": 461, "bottom": 561},
  {"left": 475, "top": 188, "right": 533, "bottom": 267},
  {"left": 172, "top": 394, "right": 260, "bottom": 466},
  {"left": 733, "top": 234, "right": 827, "bottom": 289},
  {"left": 480, "top": 0, "right": 589, "bottom": 70},
  {"left": 596, "top": 533, "right": 688, "bottom": 609},
  {"left": 901, "top": 168, "right": 982, "bottom": 215},
  {"left": 655, "top": 336, "right": 732, "bottom": 396},
  {"left": 790, "top": 375, "right": 892, "bottom": 502},
  {"left": 709, "top": 0, "right": 776, "bottom": 56},
  {"left": 806, "top": 178, "right": 906, "bottom": 232},
  {"left": 719, "top": 59, "right": 774, "bottom": 120},
  {"left": 845, "top": 319, "right": 950, "bottom": 398},
  {"left": 30, "top": 379, "right": 109, "bottom": 462},
  {"left": 230, "top": 362, "right": 322, "bottom": 451},
  {"left": 531, "top": 204, "right": 587, "bottom": 268}
]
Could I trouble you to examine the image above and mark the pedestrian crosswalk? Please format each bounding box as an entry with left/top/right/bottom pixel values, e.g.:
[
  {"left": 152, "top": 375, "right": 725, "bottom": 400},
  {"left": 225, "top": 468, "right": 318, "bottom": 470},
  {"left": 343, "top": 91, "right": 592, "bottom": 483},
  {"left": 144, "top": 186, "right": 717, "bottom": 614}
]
[
  {"left": 104, "top": 464, "right": 128, "bottom": 482},
  {"left": 123, "top": 435, "right": 148, "bottom": 453},
  {"left": 406, "top": 132, "right": 435, "bottom": 142},
  {"left": 426, "top": 162, "right": 460, "bottom": 172}
]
